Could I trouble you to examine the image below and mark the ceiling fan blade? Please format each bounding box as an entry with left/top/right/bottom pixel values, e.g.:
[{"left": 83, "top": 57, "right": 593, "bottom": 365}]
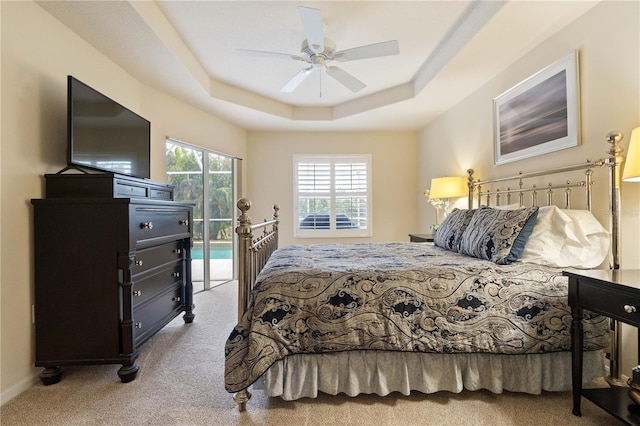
[
  {"left": 237, "top": 49, "right": 306, "bottom": 62},
  {"left": 326, "top": 66, "right": 366, "bottom": 93},
  {"left": 281, "top": 66, "right": 314, "bottom": 93},
  {"left": 333, "top": 40, "right": 400, "bottom": 62},
  {"left": 299, "top": 6, "right": 324, "bottom": 54}
]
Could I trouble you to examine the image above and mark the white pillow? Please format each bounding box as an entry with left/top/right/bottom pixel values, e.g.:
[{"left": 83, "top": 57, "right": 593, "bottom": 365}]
[{"left": 518, "top": 205, "right": 610, "bottom": 268}]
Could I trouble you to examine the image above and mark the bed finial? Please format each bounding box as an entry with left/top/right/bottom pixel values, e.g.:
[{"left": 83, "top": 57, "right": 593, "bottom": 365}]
[
  {"left": 273, "top": 204, "right": 280, "bottom": 228},
  {"left": 467, "top": 169, "right": 475, "bottom": 209},
  {"left": 236, "top": 198, "right": 252, "bottom": 234},
  {"left": 606, "top": 130, "right": 623, "bottom": 155},
  {"left": 237, "top": 197, "right": 251, "bottom": 214}
]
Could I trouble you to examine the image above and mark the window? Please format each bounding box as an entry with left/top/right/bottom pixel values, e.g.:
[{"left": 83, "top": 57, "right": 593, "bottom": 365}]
[{"left": 294, "top": 154, "right": 372, "bottom": 238}]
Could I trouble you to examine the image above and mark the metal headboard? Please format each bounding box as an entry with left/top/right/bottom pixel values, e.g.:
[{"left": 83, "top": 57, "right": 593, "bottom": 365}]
[
  {"left": 466, "top": 131, "right": 624, "bottom": 270},
  {"left": 466, "top": 132, "right": 626, "bottom": 383},
  {"left": 466, "top": 164, "right": 597, "bottom": 211}
]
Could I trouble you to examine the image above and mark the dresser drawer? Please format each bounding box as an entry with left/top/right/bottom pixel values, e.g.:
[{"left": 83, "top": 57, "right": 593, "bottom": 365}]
[
  {"left": 133, "top": 284, "right": 184, "bottom": 345},
  {"left": 132, "top": 262, "right": 183, "bottom": 307},
  {"left": 116, "top": 182, "right": 148, "bottom": 198},
  {"left": 578, "top": 282, "right": 640, "bottom": 326},
  {"left": 45, "top": 174, "right": 174, "bottom": 200},
  {"left": 150, "top": 189, "right": 172, "bottom": 200},
  {"left": 133, "top": 207, "right": 191, "bottom": 245},
  {"left": 132, "top": 241, "right": 184, "bottom": 275}
]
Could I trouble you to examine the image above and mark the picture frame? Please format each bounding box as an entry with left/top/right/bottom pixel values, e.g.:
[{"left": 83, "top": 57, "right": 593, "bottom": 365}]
[{"left": 493, "top": 51, "right": 580, "bottom": 165}]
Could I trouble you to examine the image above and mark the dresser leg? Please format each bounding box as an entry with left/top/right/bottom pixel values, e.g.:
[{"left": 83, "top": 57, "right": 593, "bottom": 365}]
[
  {"left": 117, "top": 363, "right": 139, "bottom": 383},
  {"left": 39, "top": 367, "right": 63, "bottom": 385},
  {"left": 571, "top": 306, "right": 583, "bottom": 417},
  {"left": 183, "top": 306, "right": 195, "bottom": 324}
]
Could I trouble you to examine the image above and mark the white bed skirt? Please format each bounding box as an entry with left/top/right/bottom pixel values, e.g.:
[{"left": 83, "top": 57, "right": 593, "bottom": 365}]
[{"left": 255, "top": 350, "right": 606, "bottom": 401}]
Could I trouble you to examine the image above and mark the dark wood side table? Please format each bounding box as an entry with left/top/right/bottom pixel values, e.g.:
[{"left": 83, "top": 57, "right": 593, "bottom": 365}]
[
  {"left": 409, "top": 233, "right": 433, "bottom": 242},
  {"left": 565, "top": 269, "right": 640, "bottom": 425}
]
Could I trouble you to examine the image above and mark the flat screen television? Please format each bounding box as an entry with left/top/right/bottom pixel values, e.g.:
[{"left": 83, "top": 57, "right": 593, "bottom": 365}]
[{"left": 67, "top": 75, "right": 151, "bottom": 179}]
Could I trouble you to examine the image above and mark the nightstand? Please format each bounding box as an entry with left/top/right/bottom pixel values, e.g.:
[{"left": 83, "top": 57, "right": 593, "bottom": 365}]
[
  {"left": 565, "top": 269, "right": 640, "bottom": 424},
  {"left": 408, "top": 233, "right": 433, "bottom": 243}
]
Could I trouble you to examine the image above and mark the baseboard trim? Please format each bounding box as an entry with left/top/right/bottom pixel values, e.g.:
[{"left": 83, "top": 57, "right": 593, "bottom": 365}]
[{"left": 1, "top": 373, "right": 40, "bottom": 406}]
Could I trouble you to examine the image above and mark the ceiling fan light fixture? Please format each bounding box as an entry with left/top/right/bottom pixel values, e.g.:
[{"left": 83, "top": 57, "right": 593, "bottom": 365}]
[
  {"left": 312, "top": 56, "right": 326, "bottom": 68},
  {"left": 301, "top": 38, "right": 336, "bottom": 60}
]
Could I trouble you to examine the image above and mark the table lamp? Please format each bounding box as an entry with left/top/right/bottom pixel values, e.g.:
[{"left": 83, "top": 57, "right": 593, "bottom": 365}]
[{"left": 425, "top": 176, "right": 468, "bottom": 228}]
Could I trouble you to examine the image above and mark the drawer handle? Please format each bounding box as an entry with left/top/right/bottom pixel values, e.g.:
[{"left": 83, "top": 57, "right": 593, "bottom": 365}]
[
  {"left": 172, "top": 272, "right": 180, "bottom": 278},
  {"left": 172, "top": 296, "right": 181, "bottom": 302},
  {"left": 135, "top": 260, "right": 143, "bottom": 266},
  {"left": 173, "top": 248, "right": 182, "bottom": 255},
  {"left": 179, "top": 219, "right": 189, "bottom": 226},
  {"left": 624, "top": 305, "right": 637, "bottom": 314},
  {"left": 141, "top": 222, "right": 153, "bottom": 229},
  {"left": 133, "top": 290, "right": 142, "bottom": 297},
  {"left": 135, "top": 322, "right": 143, "bottom": 329}
]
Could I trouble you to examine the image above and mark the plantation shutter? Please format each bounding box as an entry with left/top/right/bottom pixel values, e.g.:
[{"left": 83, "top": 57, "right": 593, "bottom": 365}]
[{"left": 294, "top": 155, "right": 372, "bottom": 237}]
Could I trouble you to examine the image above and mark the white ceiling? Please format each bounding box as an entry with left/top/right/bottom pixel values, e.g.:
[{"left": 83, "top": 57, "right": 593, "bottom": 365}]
[{"left": 36, "top": 1, "right": 600, "bottom": 132}]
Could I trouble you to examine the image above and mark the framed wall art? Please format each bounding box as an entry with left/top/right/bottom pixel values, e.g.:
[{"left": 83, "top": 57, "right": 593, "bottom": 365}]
[{"left": 493, "top": 51, "right": 580, "bottom": 165}]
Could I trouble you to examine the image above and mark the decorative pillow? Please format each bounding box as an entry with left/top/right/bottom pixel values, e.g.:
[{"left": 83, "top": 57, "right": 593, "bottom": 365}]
[
  {"left": 459, "top": 206, "right": 539, "bottom": 264},
  {"left": 506, "top": 208, "right": 539, "bottom": 263},
  {"left": 518, "top": 206, "right": 610, "bottom": 268},
  {"left": 433, "top": 208, "right": 476, "bottom": 252}
]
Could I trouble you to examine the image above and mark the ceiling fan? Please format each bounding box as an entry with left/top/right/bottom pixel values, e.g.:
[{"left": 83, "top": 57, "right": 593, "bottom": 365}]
[{"left": 237, "top": 6, "right": 400, "bottom": 94}]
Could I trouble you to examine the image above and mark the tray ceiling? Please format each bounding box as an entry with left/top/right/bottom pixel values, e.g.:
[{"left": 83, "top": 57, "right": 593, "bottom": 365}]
[{"left": 36, "top": 1, "right": 599, "bottom": 131}]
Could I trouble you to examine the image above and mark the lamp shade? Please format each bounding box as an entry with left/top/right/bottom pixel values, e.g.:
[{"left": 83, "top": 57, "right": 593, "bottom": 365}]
[
  {"left": 623, "top": 127, "right": 640, "bottom": 182},
  {"left": 429, "top": 176, "right": 468, "bottom": 198}
]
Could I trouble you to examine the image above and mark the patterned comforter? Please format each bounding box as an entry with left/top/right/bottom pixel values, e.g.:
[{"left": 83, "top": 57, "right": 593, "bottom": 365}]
[{"left": 224, "top": 242, "right": 609, "bottom": 393}]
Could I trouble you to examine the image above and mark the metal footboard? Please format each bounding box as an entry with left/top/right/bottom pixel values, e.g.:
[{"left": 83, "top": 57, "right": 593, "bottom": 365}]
[
  {"left": 235, "top": 198, "right": 280, "bottom": 320},
  {"left": 233, "top": 198, "right": 279, "bottom": 410}
]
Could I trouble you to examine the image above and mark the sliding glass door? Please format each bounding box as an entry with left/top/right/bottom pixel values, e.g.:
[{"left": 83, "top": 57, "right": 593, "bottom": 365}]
[
  {"left": 166, "top": 140, "right": 236, "bottom": 292},
  {"left": 207, "top": 153, "right": 234, "bottom": 286}
]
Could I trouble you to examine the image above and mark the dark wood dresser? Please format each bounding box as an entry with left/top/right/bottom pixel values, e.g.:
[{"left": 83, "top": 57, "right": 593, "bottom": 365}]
[{"left": 31, "top": 173, "right": 195, "bottom": 385}]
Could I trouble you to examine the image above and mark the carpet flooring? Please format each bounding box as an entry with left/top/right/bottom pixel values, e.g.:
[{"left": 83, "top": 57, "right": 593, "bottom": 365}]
[{"left": 0, "top": 282, "right": 623, "bottom": 425}]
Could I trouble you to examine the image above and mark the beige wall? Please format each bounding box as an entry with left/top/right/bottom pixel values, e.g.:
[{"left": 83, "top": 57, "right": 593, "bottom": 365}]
[
  {"left": 246, "top": 131, "right": 418, "bottom": 246},
  {"left": 0, "top": 1, "right": 246, "bottom": 402},
  {"left": 418, "top": 0, "right": 640, "bottom": 374},
  {"left": 141, "top": 86, "right": 247, "bottom": 180}
]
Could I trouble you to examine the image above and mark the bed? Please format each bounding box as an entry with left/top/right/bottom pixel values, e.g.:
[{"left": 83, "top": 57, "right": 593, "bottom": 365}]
[{"left": 225, "top": 135, "right": 626, "bottom": 410}]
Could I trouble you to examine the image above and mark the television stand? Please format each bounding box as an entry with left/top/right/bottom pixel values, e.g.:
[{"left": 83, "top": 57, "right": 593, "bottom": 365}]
[{"left": 55, "top": 165, "right": 91, "bottom": 174}]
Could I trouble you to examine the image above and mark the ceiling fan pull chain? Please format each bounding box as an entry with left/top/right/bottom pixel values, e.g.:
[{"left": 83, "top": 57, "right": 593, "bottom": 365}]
[{"left": 320, "top": 70, "right": 323, "bottom": 98}]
